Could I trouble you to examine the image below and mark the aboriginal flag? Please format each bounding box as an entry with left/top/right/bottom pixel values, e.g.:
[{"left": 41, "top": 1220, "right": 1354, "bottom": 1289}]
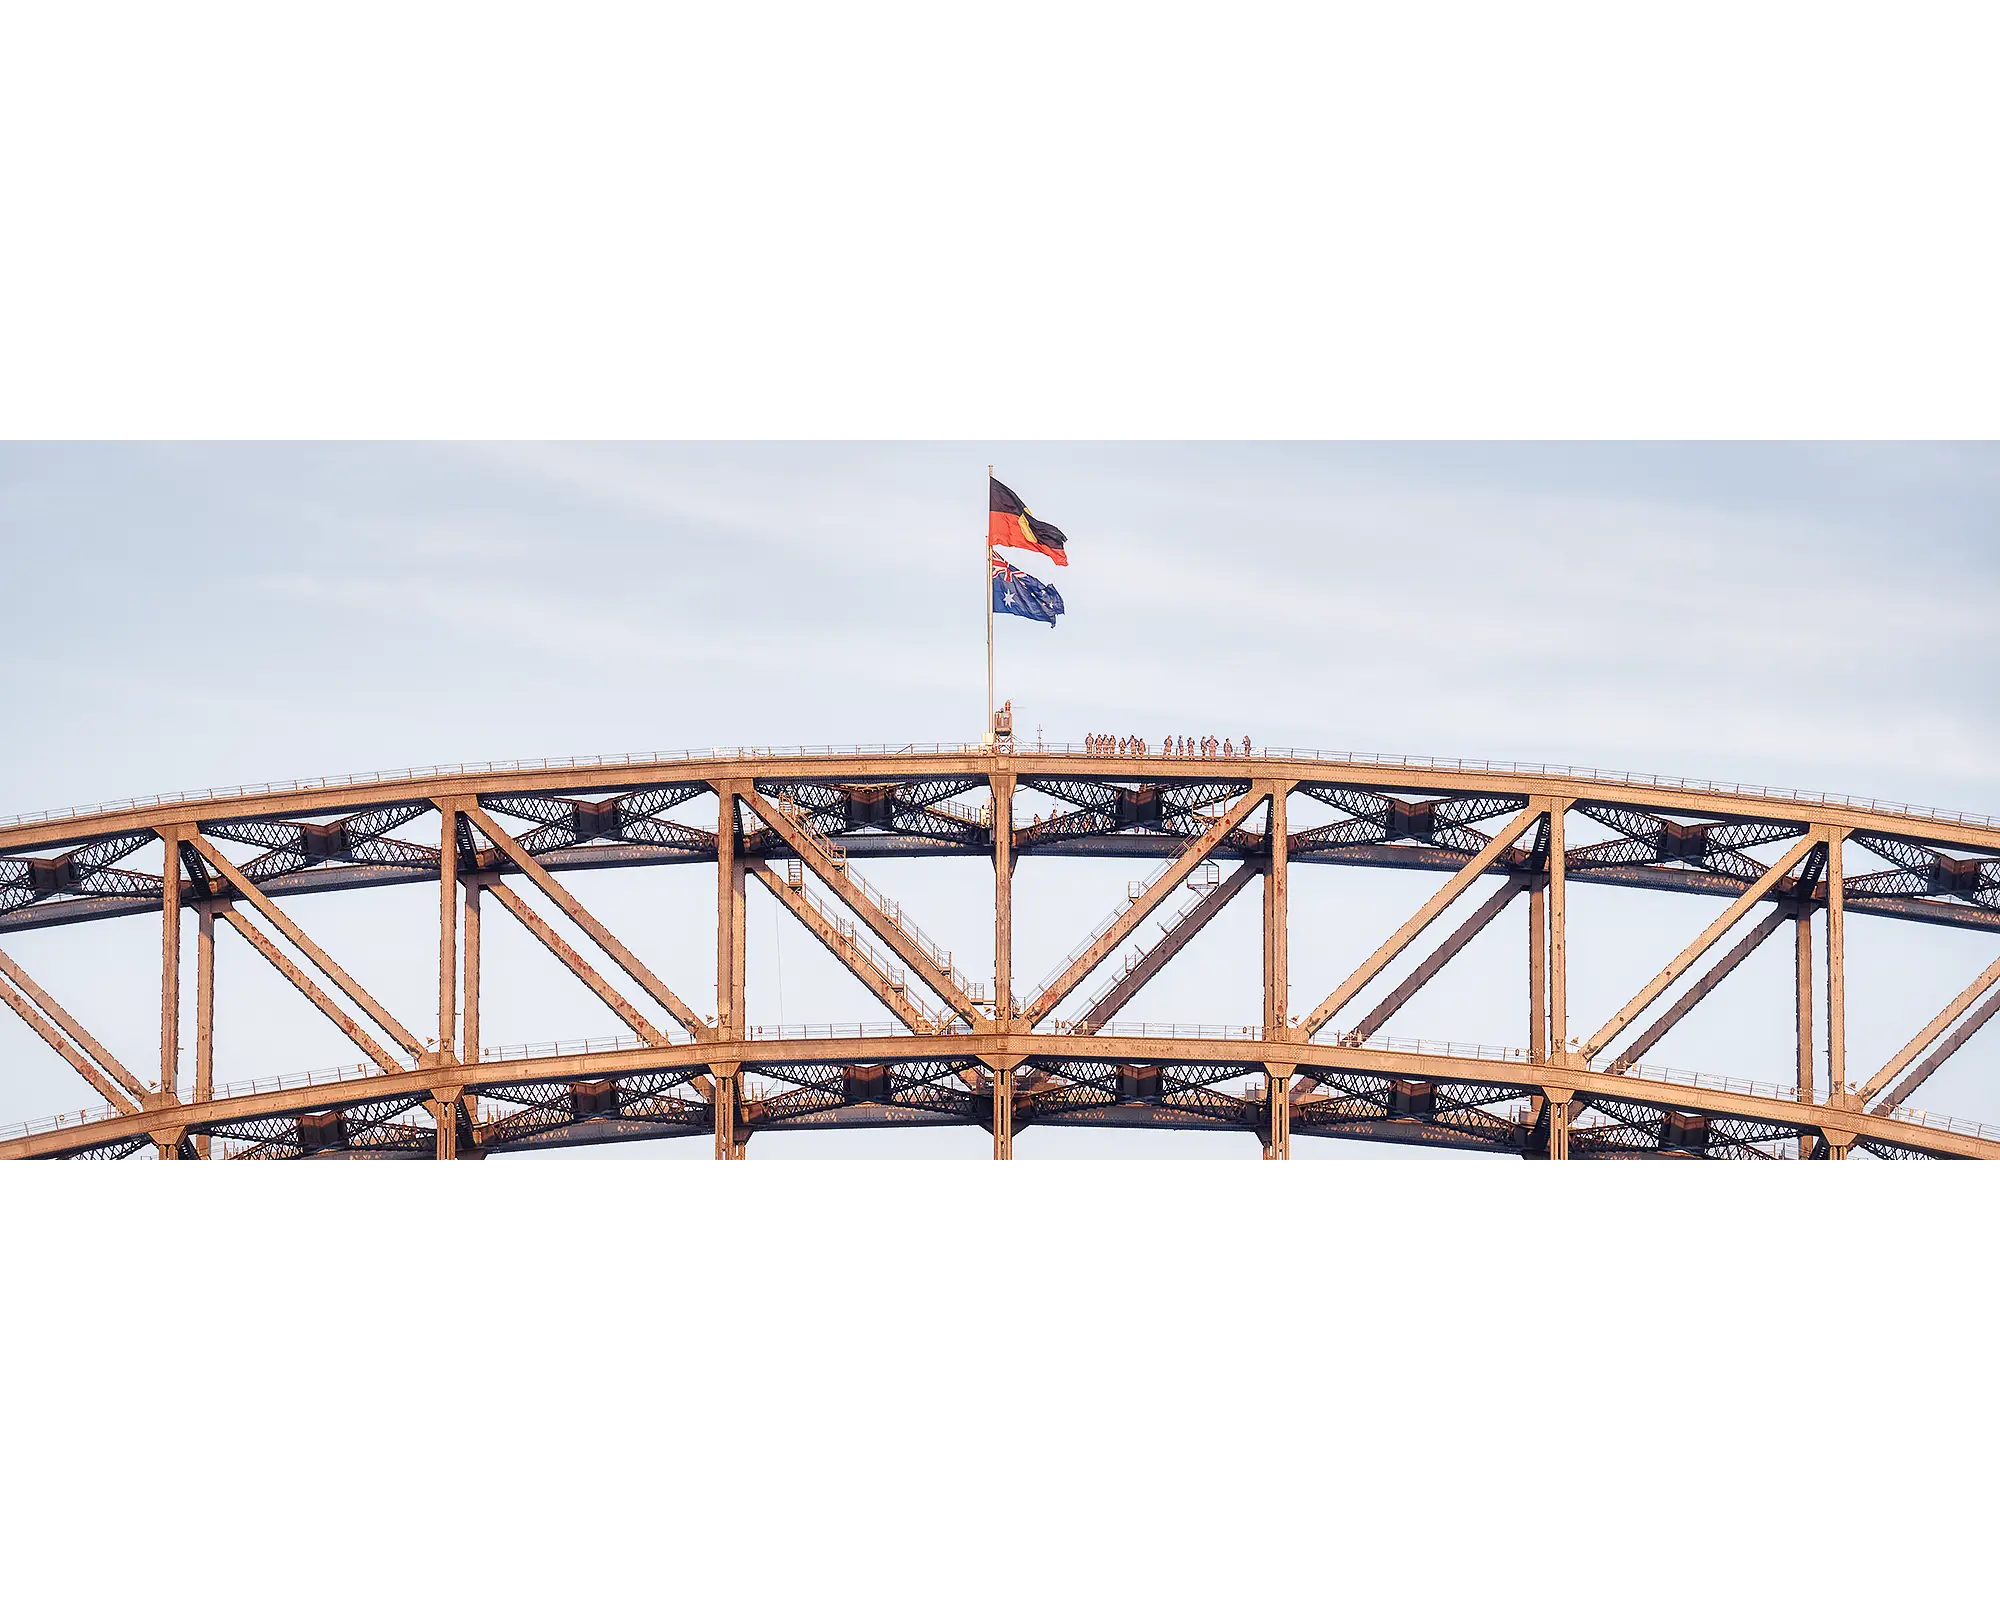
[
  {"left": 989, "top": 477, "right": 1069, "bottom": 566},
  {"left": 992, "top": 553, "right": 1065, "bottom": 625}
]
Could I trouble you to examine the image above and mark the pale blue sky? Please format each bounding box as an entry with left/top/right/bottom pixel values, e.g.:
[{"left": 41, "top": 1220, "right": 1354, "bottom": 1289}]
[
  {"left": 5, "top": 443, "right": 1996, "bottom": 815},
  {"left": 1, "top": 443, "right": 1996, "bottom": 1153}
]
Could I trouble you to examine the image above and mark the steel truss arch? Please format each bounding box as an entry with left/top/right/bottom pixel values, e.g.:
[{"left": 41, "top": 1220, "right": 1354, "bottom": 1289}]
[{"left": 3, "top": 745, "right": 1997, "bottom": 1162}]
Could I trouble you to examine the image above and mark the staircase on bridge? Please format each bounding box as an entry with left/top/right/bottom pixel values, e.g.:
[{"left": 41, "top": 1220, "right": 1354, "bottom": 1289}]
[
  {"left": 775, "top": 855, "right": 961, "bottom": 1032},
  {"left": 1071, "top": 862, "right": 1230, "bottom": 1023},
  {"left": 1025, "top": 849, "right": 1251, "bottom": 1029},
  {"left": 767, "top": 793, "right": 985, "bottom": 1026}
]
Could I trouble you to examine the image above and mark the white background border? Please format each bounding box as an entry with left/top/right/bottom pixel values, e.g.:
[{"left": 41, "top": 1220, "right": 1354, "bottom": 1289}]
[{"left": 3, "top": 4, "right": 1995, "bottom": 1592}]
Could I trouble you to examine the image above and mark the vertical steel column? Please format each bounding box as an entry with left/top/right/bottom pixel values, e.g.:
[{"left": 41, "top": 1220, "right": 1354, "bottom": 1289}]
[
  {"left": 991, "top": 1056, "right": 1014, "bottom": 1160},
  {"left": 992, "top": 770, "right": 1014, "bottom": 1024},
  {"left": 1547, "top": 1088, "right": 1571, "bottom": 1160},
  {"left": 1795, "top": 908, "right": 1815, "bottom": 1157},
  {"left": 432, "top": 1092, "right": 460, "bottom": 1161},
  {"left": 1536, "top": 799, "right": 1570, "bottom": 1163},
  {"left": 1264, "top": 785, "right": 1289, "bottom": 1038},
  {"left": 159, "top": 830, "right": 181, "bottom": 1100},
  {"left": 194, "top": 901, "right": 215, "bottom": 1159},
  {"left": 730, "top": 857, "right": 747, "bottom": 1035},
  {"left": 1263, "top": 786, "right": 1292, "bottom": 1160},
  {"left": 430, "top": 816, "right": 479, "bottom": 1161},
  {"left": 716, "top": 783, "right": 740, "bottom": 1040},
  {"left": 1528, "top": 883, "right": 1548, "bottom": 1064},
  {"left": 1263, "top": 1066, "right": 1292, "bottom": 1160},
  {"left": 463, "top": 881, "right": 482, "bottom": 1067},
  {"left": 715, "top": 783, "right": 746, "bottom": 1162},
  {"left": 713, "top": 1061, "right": 741, "bottom": 1160},
  {"left": 433, "top": 806, "right": 462, "bottom": 1159},
  {"left": 1826, "top": 829, "right": 1846, "bottom": 1105},
  {"left": 992, "top": 769, "right": 1015, "bottom": 1161},
  {"left": 1546, "top": 801, "right": 1568, "bottom": 1063},
  {"left": 438, "top": 800, "right": 458, "bottom": 1063}
]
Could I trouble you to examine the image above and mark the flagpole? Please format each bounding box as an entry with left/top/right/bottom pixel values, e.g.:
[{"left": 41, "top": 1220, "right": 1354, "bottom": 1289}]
[{"left": 985, "top": 463, "right": 995, "bottom": 747}]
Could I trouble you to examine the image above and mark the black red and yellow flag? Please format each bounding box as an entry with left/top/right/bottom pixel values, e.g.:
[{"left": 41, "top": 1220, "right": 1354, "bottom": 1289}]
[{"left": 989, "top": 477, "right": 1069, "bottom": 567}]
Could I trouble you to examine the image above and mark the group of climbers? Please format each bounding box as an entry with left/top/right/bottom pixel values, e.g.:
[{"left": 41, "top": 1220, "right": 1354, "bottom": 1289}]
[{"left": 1083, "top": 733, "right": 1253, "bottom": 759}]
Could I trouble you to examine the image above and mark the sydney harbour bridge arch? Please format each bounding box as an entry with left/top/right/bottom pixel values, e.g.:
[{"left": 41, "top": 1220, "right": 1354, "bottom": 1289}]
[{"left": 2, "top": 742, "right": 1998, "bottom": 1162}]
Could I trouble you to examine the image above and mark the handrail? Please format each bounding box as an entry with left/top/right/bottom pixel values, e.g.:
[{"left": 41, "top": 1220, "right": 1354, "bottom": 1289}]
[
  {"left": 769, "top": 867, "right": 968, "bottom": 1032},
  {"left": 770, "top": 794, "right": 962, "bottom": 978},
  {"left": 5, "top": 741, "right": 1996, "bottom": 838},
  {"left": 1028, "top": 856, "right": 1185, "bottom": 1001},
  {"left": 1073, "top": 866, "right": 1229, "bottom": 1016}
]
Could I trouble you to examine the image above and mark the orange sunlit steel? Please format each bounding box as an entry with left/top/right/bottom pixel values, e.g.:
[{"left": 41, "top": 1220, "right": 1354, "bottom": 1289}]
[{"left": 1, "top": 742, "right": 1996, "bottom": 1161}]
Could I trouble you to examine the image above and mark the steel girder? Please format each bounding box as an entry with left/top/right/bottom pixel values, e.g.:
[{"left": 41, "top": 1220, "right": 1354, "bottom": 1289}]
[
  {"left": 1015, "top": 1056, "right": 1261, "bottom": 1130},
  {"left": 65, "top": 1135, "right": 153, "bottom": 1161},
  {"left": 1854, "top": 1138, "right": 1942, "bottom": 1161},
  {"left": 205, "top": 1093, "right": 437, "bottom": 1161},
  {"left": 1295, "top": 1068, "right": 1535, "bottom": 1154},
  {"left": 751, "top": 777, "right": 988, "bottom": 848},
  {"left": 1015, "top": 775, "right": 1251, "bottom": 848},
  {"left": 482, "top": 782, "right": 714, "bottom": 857},
  {"left": 6, "top": 775, "right": 1999, "bottom": 938},
  {"left": 1564, "top": 1095, "right": 1811, "bottom": 1161},
  {"left": 476, "top": 1065, "right": 711, "bottom": 1153},
  {"left": 1566, "top": 802, "right": 1809, "bottom": 884},
  {"left": 204, "top": 801, "right": 440, "bottom": 884},
  {"left": 1847, "top": 830, "right": 2000, "bottom": 912},
  {"left": 4, "top": 1034, "right": 1979, "bottom": 1161},
  {"left": 744, "top": 1055, "right": 985, "bottom": 1128},
  {"left": 4, "top": 748, "right": 2000, "bottom": 1164},
  {"left": 1290, "top": 786, "right": 1523, "bottom": 856},
  {"left": 0, "top": 830, "right": 158, "bottom": 915}
]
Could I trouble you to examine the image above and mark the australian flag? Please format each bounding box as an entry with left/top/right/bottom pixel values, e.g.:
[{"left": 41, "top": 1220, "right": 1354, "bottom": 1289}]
[{"left": 992, "top": 552, "right": 1065, "bottom": 626}]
